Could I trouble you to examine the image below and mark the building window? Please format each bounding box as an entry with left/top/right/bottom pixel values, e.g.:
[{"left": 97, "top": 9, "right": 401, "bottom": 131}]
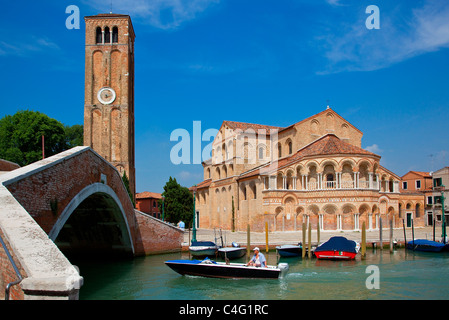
[
  {"left": 402, "top": 181, "right": 408, "bottom": 190},
  {"left": 278, "top": 144, "right": 282, "bottom": 158},
  {"left": 434, "top": 177, "right": 443, "bottom": 187},
  {"left": 434, "top": 196, "right": 442, "bottom": 205},
  {"left": 96, "top": 27, "right": 102, "bottom": 44},
  {"left": 104, "top": 26, "right": 111, "bottom": 43},
  {"left": 258, "top": 147, "right": 264, "bottom": 160},
  {"left": 427, "top": 196, "right": 433, "bottom": 205},
  {"left": 112, "top": 26, "right": 118, "bottom": 43},
  {"left": 416, "top": 180, "right": 421, "bottom": 189},
  {"left": 288, "top": 141, "right": 292, "bottom": 154}
]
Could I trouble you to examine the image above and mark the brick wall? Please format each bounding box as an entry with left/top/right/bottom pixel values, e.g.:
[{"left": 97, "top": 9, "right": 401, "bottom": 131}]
[
  {"left": 0, "top": 227, "right": 25, "bottom": 300},
  {"left": 134, "top": 210, "right": 184, "bottom": 255}
]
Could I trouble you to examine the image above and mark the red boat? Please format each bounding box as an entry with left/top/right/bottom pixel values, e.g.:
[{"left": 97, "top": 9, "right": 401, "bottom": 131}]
[{"left": 314, "top": 236, "right": 359, "bottom": 260}]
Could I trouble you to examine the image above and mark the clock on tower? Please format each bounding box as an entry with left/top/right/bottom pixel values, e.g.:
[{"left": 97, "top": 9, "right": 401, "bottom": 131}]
[{"left": 83, "top": 13, "right": 136, "bottom": 198}]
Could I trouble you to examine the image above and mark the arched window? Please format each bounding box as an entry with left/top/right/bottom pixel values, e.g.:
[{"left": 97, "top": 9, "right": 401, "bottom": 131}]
[
  {"left": 96, "top": 27, "right": 102, "bottom": 44},
  {"left": 112, "top": 26, "right": 118, "bottom": 43},
  {"left": 259, "top": 147, "right": 264, "bottom": 160},
  {"left": 104, "top": 26, "right": 111, "bottom": 44},
  {"left": 278, "top": 144, "right": 282, "bottom": 158},
  {"left": 288, "top": 141, "right": 293, "bottom": 154}
]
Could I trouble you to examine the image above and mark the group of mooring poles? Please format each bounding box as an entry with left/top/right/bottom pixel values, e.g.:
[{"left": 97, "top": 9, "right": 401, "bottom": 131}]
[{"left": 244, "top": 217, "right": 410, "bottom": 260}]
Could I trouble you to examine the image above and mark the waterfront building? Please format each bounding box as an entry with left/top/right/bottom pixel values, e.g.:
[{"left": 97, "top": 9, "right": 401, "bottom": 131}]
[
  {"left": 191, "top": 107, "right": 425, "bottom": 232},
  {"left": 136, "top": 192, "right": 163, "bottom": 219},
  {"left": 399, "top": 171, "right": 432, "bottom": 227},
  {"left": 428, "top": 167, "right": 449, "bottom": 227}
]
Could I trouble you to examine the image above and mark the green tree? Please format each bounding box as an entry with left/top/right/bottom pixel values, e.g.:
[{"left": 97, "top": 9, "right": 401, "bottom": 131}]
[
  {"left": 0, "top": 110, "right": 67, "bottom": 166},
  {"left": 0, "top": 110, "right": 84, "bottom": 166},
  {"left": 64, "top": 124, "right": 84, "bottom": 148},
  {"left": 160, "top": 177, "right": 193, "bottom": 227},
  {"left": 122, "top": 170, "right": 135, "bottom": 207}
]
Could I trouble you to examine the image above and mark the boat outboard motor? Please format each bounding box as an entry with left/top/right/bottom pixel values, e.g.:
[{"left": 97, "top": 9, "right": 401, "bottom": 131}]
[
  {"left": 278, "top": 263, "right": 289, "bottom": 278},
  {"left": 232, "top": 242, "right": 240, "bottom": 248}
]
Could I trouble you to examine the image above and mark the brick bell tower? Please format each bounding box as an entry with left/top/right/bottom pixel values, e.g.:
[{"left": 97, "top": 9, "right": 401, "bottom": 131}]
[{"left": 83, "top": 13, "right": 136, "bottom": 198}]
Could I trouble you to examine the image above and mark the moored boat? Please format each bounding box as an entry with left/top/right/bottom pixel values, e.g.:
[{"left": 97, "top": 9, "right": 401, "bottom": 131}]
[
  {"left": 276, "top": 244, "right": 302, "bottom": 257},
  {"left": 314, "top": 236, "right": 359, "bottom": 260},
  {"left": 218, "top": 243, "right": 246, "bottom": 260},
  {"left": 189, "top": 241, "right": 218, "bottom": 258},
  {"left": 165, "top": 259, "right": 289, "bottom": 279},
  {"left": 406, "top": 239, "right": 445, "bottom": 252}
]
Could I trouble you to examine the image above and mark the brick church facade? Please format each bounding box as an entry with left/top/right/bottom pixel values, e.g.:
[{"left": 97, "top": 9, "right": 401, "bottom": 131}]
[{"left": 192, "top": 107, "right": 423, "bottom": 232}]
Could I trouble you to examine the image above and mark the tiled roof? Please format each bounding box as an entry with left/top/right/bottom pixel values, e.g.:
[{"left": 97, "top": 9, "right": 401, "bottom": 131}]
[
  {"left": 408, "top": 171, "right": 431, "bottom": 178},
  {"left": 189, "top": 179, "right": 212, "bottom": 191},
  {"left": 136, "top": 191, "right": 162, "bottom": 199},
  {"left": 223, "top": 121, "right": 283, "bottom": 133},
  {"left": 296, "top": 134, "right": 376, "bottom": 158}
]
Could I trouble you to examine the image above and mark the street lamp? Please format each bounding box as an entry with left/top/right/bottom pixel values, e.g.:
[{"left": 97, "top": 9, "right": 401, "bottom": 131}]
[{"left": 192, "top": 185, "right": 197, "bottom": 243}]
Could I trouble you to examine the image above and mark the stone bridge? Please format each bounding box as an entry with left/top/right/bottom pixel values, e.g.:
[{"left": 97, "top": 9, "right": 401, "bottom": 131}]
[{"left": 0, "top": 147, "right": 183, "bottom": 300}]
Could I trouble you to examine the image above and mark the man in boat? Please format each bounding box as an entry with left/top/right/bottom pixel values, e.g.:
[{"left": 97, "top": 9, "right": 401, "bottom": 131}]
[{"left": 246, "top": 247, "right": 267, "bottom": 268}]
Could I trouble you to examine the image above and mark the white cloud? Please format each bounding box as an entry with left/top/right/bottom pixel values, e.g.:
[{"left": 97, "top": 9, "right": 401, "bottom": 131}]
[
  {"left": 318, "top": 0, "right": 449, "bottom": 74},
  {"left": 85, "top": 0, "right": 220, "bottom": 30},
  {"left": 325, "top": 0, "right": 344, "bottom": 6},
  {"left": 178, "top": 170, "right": 202, "bottom": 180},
  {"left": 365, "top": 144, "right": 382, "bottom": 154},
  {"left": 0, "top": 36, "right": 60, "bottom": 57}
]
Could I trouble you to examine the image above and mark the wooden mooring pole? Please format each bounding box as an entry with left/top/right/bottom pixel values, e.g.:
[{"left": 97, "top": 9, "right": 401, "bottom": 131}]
[
  {"left": 379, "top": 217, "right": 383, "bottom": 250},
  {"left": 302, "top": 223, "right": 306, "bottom": 258},
  {"left": 247, "top": 224, "right": 251, "bottom": 257},
  {"left": 389, "top": 219, "right": 394, "bottom": 253},
  {"left": 361, "top": 221, "right": 366, "bottom": 258},
  {"left": 265, "top": 222, "right": 269, "bottom": 253},
  {"left": 308, "top": 222, "right": 312, "bottom": 259},
  {"left": 402, "top": 219, "right": 407, "bottom": 248}
]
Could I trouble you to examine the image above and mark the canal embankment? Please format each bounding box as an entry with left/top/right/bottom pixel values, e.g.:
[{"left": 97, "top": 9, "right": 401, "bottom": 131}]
[{"left": 182, "top": 226, "right": 441, "bottom": 251}]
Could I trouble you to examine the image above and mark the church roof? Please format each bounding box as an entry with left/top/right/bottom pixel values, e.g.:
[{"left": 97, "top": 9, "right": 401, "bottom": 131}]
[
  {"left": 222, "top": 120, "right": 283, "bottom": 133},
  {"left": 189, "top": 179, "right": 212, "bottom": 191},
  {"left": 294, "top": 133, "right": 376, "bottom": 158}
]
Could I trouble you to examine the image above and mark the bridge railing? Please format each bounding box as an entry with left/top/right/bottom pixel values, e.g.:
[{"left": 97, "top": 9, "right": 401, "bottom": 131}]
[{"left": 0, "top": 232, "right": 23, "bottom": 300}]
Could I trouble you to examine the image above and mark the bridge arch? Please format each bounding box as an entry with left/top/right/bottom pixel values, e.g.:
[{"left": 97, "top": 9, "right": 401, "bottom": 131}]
[{"left": 49, "top": 183, "right": 135, "bottom": 258}]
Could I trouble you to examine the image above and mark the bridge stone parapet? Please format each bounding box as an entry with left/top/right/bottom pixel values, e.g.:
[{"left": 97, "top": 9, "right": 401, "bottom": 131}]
[
  {"left": 0, "top": 182, "right": 83, "bottom": 300},
  {"left": 0, "top": 146, "right": 183, "bottom": 299}
]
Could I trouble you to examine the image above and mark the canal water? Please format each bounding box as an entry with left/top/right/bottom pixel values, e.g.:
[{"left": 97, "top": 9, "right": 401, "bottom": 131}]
[{"left": 76, "top": 249, "right": 449, "bottom": 300}]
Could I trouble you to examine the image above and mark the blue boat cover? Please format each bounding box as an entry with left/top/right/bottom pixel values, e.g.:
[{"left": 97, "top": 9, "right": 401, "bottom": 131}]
[
  {"left": 191, "top": 241, "right": 216, "bottom": 247},
  {"left": 166, "top": 258, "right": 218, "bottom": 264},
  {"left": 166, "top": 259, "right": 202, "bottom": 264},
  {"left": 408, "top": 239, "right": 445, "bottom": 247},
  {"left": 315, "top": 236, "right": 357, "bottom": 253}
]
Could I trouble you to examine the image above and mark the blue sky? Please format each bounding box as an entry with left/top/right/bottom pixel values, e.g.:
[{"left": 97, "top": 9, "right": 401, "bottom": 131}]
[{"left": 1, "top": 0, "right": 449, "bottom": 193}]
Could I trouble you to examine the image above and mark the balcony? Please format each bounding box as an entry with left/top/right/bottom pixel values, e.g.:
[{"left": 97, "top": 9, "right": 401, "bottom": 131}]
[
  {"left": 305, "top": 180, "right": 379, "bottom": 191},
  {"left": 263, "top": 174, "right": 398, "bottom": 193}
]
